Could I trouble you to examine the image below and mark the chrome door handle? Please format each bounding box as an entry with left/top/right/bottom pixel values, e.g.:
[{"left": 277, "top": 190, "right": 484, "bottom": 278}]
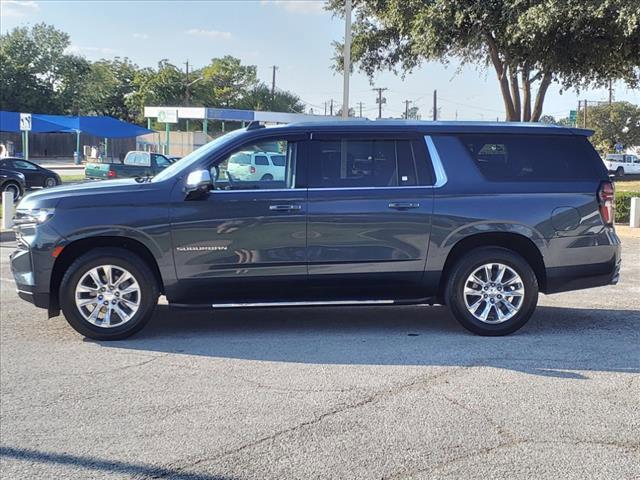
[
  {"left": 388, "top": 202, "right": 420, "bottom": 210},
  {"left": 269, "top": 204, "right": 303, "bottom": 211}
]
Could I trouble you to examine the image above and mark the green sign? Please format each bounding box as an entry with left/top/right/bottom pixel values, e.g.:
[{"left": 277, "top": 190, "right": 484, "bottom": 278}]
[{"left": 569, "top": 110, "right": 577, "bottom": 125}]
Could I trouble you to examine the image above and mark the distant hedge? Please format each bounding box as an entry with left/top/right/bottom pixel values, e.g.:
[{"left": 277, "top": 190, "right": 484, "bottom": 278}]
[{"left": 615, "top": 191, "right": 640, "bottom": 223}]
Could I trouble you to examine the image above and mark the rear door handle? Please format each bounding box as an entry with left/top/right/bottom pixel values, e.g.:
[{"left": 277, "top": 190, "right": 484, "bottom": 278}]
[
  {"left": 269, "top": 204, "right": 303, "bottom": 212},
  {"left": 388, "top": 202, "right": 420, "bottom": 210}
]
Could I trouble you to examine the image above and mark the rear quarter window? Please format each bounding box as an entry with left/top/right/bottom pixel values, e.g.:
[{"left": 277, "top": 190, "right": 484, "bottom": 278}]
[{"left": 459, "top": 134, "right": 606, "bottom": 181}]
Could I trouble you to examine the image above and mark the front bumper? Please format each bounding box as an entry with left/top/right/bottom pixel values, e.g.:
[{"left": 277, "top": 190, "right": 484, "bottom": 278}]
[{"left": 10, "top": 222, "right": 60, "bottom": 312}]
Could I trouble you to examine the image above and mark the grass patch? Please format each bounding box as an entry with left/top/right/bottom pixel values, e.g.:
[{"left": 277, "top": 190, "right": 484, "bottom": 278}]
[
  {"left": 615, "top": 180, "right": 640, "bottom": 192},
  {"left": 60, "top": 174, "right": 86, "bottom": 183}
]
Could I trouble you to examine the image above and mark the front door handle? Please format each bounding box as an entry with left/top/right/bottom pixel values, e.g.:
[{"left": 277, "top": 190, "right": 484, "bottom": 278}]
[
  {"left": 269, "top": 204, "right": 303, "bottom": 212},
  {"left": 388, "top": 202, "right": 420, "bottom": 210}
]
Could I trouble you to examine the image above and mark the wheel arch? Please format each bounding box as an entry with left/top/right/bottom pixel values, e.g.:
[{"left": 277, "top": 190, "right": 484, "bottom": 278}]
[
  {"left": 50, "top": 236, "right": 164, "bottom": 315},
  {"left": 438, "top": 232, "right": 547, "bottom": 300}
]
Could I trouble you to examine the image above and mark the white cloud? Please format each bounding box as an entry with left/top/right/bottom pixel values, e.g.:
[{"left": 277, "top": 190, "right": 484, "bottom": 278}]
[
  {"left": 260, "top": 0, "right": 325, "bottom": 15},
  {"left": 132, "top": 33, "right": 149, "bottom": 40},
  {"left": 66, "top": 45, "right": 119, "bottom": 56},
  {"left": 0, "top": 0, "right": 39, "bottom": 18},
  {"left": 185, "top": 28, "right": 232, "bottom": 40}
]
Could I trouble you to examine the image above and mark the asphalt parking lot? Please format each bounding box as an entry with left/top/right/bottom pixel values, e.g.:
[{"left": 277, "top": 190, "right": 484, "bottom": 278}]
[{"left": 0, "top": 234, "right": 639, "bottom": 479}]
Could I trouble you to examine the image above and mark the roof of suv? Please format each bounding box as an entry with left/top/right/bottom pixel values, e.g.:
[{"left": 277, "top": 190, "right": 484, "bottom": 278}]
[{"left": 273, "top": 120, "right": 593, "bottom": 137}]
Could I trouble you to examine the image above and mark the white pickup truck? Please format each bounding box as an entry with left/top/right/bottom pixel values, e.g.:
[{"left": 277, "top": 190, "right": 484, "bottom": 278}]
[{"left": 604, "top": 153, "right": 640, "bottom": 176}]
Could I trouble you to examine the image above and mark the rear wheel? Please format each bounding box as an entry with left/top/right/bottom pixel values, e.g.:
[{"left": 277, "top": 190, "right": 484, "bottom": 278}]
[
  {"left": 1, "top": 181, "right": 22, "bottom": 201},
  {"left": 44, "top": 177, "right": 57, "bottom": 188},
  {"left": 59, "top": 248, "right": 159, "bottom": 340},
  {"left": 616, "top": 167, "right": 625, "bottom": 177},
  {"left": 261, "top": 173, "right": 273, "bottom": 181},
  {"left": 445, "top": 247, "right": 538, "bottom": 336}
]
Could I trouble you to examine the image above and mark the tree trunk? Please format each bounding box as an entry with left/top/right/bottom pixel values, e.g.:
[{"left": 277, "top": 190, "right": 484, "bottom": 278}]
[
  {"left": 531, "top": 72, "right": 553, "bottom": 122},
  {"left": 484, "top": 33, "right": 517, "bottom": 121},
  {"left": 509, "top": 66, "right": 521, "bottom": 121},
  {"left": 520, "top": 69, "right": 531, "bottom": 121}
]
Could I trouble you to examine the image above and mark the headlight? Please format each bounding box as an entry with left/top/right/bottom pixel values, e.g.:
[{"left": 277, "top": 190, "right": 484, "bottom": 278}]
[{"left": 14, "top": 207, "right": 55, "bottom": 226}]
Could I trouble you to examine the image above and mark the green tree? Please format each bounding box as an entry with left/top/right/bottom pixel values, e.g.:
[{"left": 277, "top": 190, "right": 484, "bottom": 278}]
[
  {"left": 328, "top": 0, "right": 640, "bottom": 122},
  {"left": 402, "top": 106, "right": 421, "bottom": 120},
  {"left": 199, "top": 56, "right": 258, "bottom": 107},
  {"left": 0, "top": 23, "right": 90, "bottom": 114},
  {"left": 585, "top": 102, "right": 640, "bottom": 154},
  {"left": 238, "top": 84, "right": 305, "bottom": 113},
  {"left": 78, "top": 58, "right": 139, "bottom": 121}
]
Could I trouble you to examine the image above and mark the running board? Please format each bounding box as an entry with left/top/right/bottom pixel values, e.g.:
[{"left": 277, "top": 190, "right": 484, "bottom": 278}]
[
  {"left": 211, "top": 300, "right": 395, "bottom": 308},
  {"left": 168, "top": 299, "right": 397, "bottom": 309}
]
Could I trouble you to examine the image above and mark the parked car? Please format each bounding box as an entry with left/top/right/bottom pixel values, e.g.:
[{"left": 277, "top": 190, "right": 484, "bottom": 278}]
[
  {"left": 604, "top": 153, "right": 640, "bottom": 176},
  {"left": 11, "top": 121, "right": 620, "bottom": 340},
  {"left": 226, "top": 150, "right": 286, "bottom": 182},
  {"left": 0, "top": 158, "right": 61, "bottom": 189},
  {"left": 85, "top": 151, "right": 173, "bottom": 179},
  {"left": 0, "top": 168, "right": 26, "bottom": 201}
]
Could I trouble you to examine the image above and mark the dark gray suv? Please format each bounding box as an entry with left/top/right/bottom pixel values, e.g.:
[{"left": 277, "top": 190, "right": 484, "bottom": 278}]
[{"left": 10, "top": 121, "right": 621, "bottom": 339}]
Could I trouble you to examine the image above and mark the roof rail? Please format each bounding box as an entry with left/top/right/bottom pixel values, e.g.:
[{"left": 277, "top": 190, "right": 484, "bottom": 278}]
[{"left": 246, "top": 121, "right": 265, "bottom": 130}]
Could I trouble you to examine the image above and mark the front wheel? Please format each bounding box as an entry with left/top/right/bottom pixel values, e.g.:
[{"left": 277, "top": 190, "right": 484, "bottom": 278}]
[
  {"left": 616, "top": 167, "right": 625, "bottom": 177},
  {"left": 445, "top": 247, "right": 538, "bottom": 336},
  {"left": 59, "top": 248, "right": 159, "bottom": 340}
]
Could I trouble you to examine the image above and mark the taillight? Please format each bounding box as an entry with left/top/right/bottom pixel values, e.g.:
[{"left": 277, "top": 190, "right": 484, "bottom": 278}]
[
  {"left": 250, "top": 166, "right": 256, "bottom": 174},
  {"left": 597, "top": 181, "right": 615, "bottom": 226},
  {"left": 107, "top": 170, "right": 116, "bottom": 178}
]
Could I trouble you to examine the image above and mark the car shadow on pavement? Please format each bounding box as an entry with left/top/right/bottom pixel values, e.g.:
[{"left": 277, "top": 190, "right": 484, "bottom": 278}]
[
  {"left": 96, "top": 304, "right": 640, "bottom": 378},
  {"left": 0, "top": 446, "right": 235, "bottom": 480}
]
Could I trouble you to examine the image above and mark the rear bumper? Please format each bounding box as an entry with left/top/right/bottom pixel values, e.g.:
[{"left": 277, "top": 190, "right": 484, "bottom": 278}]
[{"left": 544, "top": 228, "right": 621, "bottom": 294}]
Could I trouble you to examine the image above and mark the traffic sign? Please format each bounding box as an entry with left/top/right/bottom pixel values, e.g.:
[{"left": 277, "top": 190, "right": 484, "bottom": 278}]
[
  {"left": 569, "top": 110, "right": 577, "bottom": 126},
  {"left": 20, "top": 113, "right": 32, "bottom": 131},
  {"left": 615, "top": 143, "right": 623, "bottom": 153},
  {"left": 157, "top": 109, "right": 178, "bottom": 123}
]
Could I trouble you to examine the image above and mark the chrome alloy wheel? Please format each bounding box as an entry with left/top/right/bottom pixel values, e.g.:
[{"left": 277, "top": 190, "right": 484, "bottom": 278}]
[
  {"left": 463, "top": 263, "right": 525, "bottom": 324},
  {"left": 74, "top": 265, "right": 141, "bottom": 328}
]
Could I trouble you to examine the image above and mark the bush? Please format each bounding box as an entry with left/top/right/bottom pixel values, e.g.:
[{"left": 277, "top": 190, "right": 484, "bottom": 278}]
[{"left": 615, "top": 191, "right": 640, "bottom": 223}]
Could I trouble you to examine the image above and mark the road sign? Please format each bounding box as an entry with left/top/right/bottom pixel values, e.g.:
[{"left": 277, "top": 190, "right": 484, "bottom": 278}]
[
  {"left": 157, "top": 109, "right": 178, "bottom": 123},
  {"left": 615, "top": 143, "right": 623, "bottom": 153},
  {"left": 569, "top": 110, "right": 577, "bottom": 126},
  {"left": 20, "top": 113, "right": 32, "bottom": 131}
]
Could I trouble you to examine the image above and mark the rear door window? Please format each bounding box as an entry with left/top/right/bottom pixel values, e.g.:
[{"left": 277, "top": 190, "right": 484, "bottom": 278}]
[
  {"left": 459, "top": 135, "right": 606, "bottom": 181},
  {"left": 308, "top": 138, "right": 430, "bottom": 188},
  {"left": 254, "top": 155, "right": 269, "bottom": 166}
]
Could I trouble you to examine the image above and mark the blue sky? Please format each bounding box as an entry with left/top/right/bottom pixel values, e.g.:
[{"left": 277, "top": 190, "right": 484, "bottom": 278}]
[{"left": 1, "top": 0, "right": 638, "bottom": 120}]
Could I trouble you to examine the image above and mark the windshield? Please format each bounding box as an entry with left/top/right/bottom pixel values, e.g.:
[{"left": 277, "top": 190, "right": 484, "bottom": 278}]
[{"left": 152, "top": 128, "right": 247, "bottom": 182}]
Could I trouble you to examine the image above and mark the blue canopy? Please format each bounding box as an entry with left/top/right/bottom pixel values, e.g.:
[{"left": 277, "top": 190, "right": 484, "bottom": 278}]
[
  {"left": 0, "top": 111, "right": 74, "bottom": 133},
  {"left": 0, "top": 111, "right": 154, "bottom": 138}
]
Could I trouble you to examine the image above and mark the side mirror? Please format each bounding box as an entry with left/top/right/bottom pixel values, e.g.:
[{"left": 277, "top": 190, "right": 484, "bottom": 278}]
[{"left": 185, "top": 169, "right": 212, "bottom": 199}]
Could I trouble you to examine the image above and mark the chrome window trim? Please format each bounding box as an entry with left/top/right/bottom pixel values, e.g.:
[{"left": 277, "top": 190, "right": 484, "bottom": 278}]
[
  {"left": 424, "top": 135, "right": 448, "bottom": 188},
  {"left": 307, "top": 186, "right": 432, "bottom": 192}
]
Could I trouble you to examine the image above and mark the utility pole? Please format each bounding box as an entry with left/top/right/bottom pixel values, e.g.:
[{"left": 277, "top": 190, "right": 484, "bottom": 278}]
[
  {"left": 184, "top": 60, "right": 190, "bottom": 106},
  {"left": 608, "top": 79, "right": 613, "bottom": 105},
  {"left": 432, "top": 89, "right": 438, "bottom": 121},
  {"left": 373, "top": 87, "right": 387, "bottom": 119},
  {"left": 271, "top": 65, "right": 278, "bottom": 100},
  {"left": 357, "top": 102, "right": 364, "bottom": 117},
  {"left": 404, "top": 100, "right": 412, "bottom": 119},
  {"left": 330, "top": 98, "right": 334, "bottom": 116},
  {"left": 341, "top": 0, "right": 352, "bottom": 119},
  {"left": 324, "top": 101, "right": 328, "bottom": 116},
  {"left": 584, "top": 99, "right": 588, "bottom": 128}
]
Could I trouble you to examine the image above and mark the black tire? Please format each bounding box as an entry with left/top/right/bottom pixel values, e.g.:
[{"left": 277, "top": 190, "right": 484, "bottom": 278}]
[
  {"left": 261, "top": 174, "right": 273, "bottom": 181},
  {"left": 445, "top": 247, "right": 538, "bottom": 336},
  {"left": 616, "top": 167, "right": 625, "bottom": 177},
  {"left": 44, "top": 177, "right": 57, "bottom": 188},
  {"left": 1, "top": 181, "right": 23, "bottom": 201},
  {"left": 59, "top": 248, "right": 159, "bottom": 340}
]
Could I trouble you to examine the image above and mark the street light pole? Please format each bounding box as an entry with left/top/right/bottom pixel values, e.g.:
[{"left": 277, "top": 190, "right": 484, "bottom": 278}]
[{"left": 342, "top": 0, "right": 352, "bottom": 119}]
